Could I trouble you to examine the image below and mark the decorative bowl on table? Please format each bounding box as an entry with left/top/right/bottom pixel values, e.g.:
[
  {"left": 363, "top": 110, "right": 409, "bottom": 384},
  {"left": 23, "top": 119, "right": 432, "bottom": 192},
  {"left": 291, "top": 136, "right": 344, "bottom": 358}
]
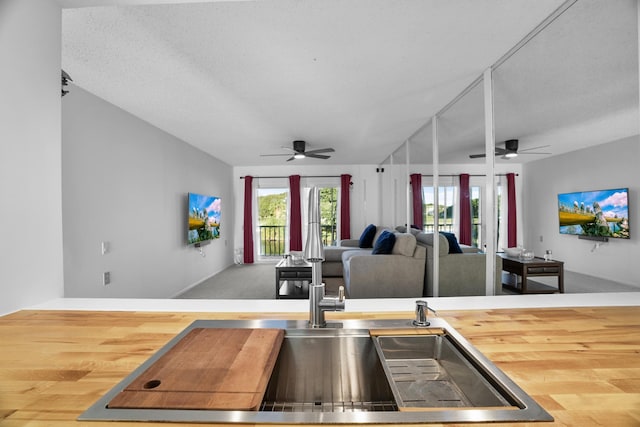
[
  {"left": 521, "top": 250, "right": 535, "bottom": 260},
  {"left": 289, "top": 251, "right": 306, "bottom": 265},
  {"left": 503, "top": 247, "right": 522, "bottom": 258}
]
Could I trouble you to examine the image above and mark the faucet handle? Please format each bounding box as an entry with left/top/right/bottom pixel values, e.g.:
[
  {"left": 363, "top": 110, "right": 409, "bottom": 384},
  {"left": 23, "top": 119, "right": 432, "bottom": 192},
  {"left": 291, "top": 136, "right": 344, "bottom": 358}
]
[{"left": 338, "top": 286, "right": 345, "bottom": 302}]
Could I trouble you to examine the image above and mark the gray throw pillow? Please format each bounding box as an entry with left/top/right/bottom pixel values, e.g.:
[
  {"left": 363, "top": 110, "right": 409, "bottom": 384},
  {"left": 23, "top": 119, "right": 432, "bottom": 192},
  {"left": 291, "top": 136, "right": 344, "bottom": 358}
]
[{"left": 392, "top": 233, "right": 417, "bottom": 257}]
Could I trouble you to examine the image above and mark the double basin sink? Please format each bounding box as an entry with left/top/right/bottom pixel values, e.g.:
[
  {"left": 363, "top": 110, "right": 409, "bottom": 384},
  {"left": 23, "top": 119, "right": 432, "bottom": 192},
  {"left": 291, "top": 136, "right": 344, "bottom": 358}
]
[{"left": 80, "top": 318, "right": 553, "bottom": 424}]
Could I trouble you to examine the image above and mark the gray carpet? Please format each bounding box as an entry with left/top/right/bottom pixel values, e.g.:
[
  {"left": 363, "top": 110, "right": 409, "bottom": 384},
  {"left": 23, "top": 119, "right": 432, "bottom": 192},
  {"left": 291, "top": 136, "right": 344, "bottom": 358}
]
[
  {"left": 526, "top": 271, "right": 639, "bottom": 294},
  {"left": 177, "top": 262, "right": 278, "bottom": 299},
  {"left": 175, "top": 262, "right": 638, "bottom": 299}
]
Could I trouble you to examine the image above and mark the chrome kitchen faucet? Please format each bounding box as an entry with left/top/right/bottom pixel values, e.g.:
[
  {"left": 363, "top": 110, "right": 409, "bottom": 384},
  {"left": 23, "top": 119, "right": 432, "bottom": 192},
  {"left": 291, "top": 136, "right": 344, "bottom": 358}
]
[{"left": 304, "top": 186, "right": 345, "bottom": 327}]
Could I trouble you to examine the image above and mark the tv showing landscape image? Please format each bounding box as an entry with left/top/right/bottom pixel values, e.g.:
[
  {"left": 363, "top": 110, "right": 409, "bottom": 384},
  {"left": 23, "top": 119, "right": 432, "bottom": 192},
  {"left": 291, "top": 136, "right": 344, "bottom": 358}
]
[
  {"left": 558, "top": 188, "right": 629, "bottom": 239},
  {"left": 188, "top": 193, "right": 221, "bottom": 244}
]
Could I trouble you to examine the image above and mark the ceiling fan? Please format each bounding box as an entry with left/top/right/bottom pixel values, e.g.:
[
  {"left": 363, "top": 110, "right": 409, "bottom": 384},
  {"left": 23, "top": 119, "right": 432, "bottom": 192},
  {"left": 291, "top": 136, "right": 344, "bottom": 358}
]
[
  {"left": 261, "top": 140, "right": 335, "bottom": 161},
  {"left": 469, "top": 139, "right": 550, "bottom": 159}
]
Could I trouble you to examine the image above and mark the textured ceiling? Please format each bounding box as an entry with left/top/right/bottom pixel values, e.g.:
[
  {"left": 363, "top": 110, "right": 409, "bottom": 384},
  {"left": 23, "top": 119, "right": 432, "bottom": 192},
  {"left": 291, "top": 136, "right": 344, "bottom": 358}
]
[{"left": 61, "top": 0, "right": 638, "bottom": 166}]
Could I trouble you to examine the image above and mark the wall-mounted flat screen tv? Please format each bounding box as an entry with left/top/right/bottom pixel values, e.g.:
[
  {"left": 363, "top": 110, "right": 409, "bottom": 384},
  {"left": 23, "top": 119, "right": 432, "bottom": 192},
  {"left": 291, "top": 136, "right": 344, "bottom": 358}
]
[
  {"left": 558, "top": 188, "right": 629, "bottom": 239},
  {"left": 188, "top": 192, "right": 221, "bottom": 245}
]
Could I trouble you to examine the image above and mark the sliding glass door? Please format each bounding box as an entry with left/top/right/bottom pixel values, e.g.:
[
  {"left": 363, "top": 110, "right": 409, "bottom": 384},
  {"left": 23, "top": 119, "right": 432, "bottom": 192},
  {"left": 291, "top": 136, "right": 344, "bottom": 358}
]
[{"left": 256, "top": 187, "right": 288, "bottom": 259}]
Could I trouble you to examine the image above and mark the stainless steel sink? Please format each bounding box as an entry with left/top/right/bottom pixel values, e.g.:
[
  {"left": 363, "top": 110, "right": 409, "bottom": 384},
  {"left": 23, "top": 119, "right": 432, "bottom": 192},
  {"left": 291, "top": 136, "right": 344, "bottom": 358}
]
[
  {"left": 261, "top": 328, "right": 396, "bottom": 412},
  {"left": 79, "top": 318, "right": 553, "bottom": 424}
]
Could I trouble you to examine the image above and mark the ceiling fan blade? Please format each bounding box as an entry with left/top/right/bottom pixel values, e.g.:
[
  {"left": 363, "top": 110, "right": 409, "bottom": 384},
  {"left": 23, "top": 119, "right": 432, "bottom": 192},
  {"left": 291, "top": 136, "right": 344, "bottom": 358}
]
[
  {"left": 305, "top": 148, "right": 335, "bottom": 155},
  {"left": 305, "top": 153, "right": 331, "bottom": 160},
  {"left": 470, "top": 147, "right": 508, "bottom": 158},
  {"left": 520, "top": 144, "right": 551, "bottom": 153},
  {"left": 520, "top": 151, "right": 552, "bottom": 155},
  {"left": 265, "top": 141, "right": 334, "bottom": 161}
]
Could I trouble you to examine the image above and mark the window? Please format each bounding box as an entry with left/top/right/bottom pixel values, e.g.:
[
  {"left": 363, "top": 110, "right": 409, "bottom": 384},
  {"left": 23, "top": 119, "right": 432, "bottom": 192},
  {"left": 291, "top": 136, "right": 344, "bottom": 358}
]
[
  {"left": 302, "top": 186, "right": 339, "bottom": 247},
  {"left": 254, "top": 179, "right": 341, "bottom": 259},
  {"left": 471, "top": 185, "right": 482, "bottom": 248},
  {"left": 256, "top": 188, "right": 288, "bottom": 258},
  {"left": 422, "top": 185, "right": 457, "bottom": 233},
  {"left": 319, "top": 187, "right": 338, "bottom": 246},
  {"left": 420, "top": 178, "right": 485, "bottom": 248}
]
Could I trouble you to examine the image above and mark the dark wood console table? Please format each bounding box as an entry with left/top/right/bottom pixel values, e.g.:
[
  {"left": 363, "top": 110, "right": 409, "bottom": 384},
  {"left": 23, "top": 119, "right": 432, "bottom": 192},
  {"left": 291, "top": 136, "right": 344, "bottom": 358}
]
[
  {"left": 499, "top": 254, "right": 564, "bottom": 294},
  {"left": 275, "top": 258, "right": 312, "bottom": 299}
]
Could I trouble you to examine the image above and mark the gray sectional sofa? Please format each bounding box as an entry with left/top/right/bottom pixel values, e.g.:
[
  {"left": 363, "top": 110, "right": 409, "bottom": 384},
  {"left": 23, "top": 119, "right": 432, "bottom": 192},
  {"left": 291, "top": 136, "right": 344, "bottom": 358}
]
[
  {"left": 323, "top": 225, "right": 502, "bottom": 298},
  {"left": 323, "top": 227, "right": 425, "bottom": 298},
  {"left": 407, "top": 229, "right": 503, "bottom": 297}
]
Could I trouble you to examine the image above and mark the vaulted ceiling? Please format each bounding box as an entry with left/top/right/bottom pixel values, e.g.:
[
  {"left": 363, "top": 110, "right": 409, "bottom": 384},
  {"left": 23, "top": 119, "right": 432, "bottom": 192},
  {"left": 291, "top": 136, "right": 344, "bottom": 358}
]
[{"left": 60, "top": 0, "right": 638, "bottom": 166}]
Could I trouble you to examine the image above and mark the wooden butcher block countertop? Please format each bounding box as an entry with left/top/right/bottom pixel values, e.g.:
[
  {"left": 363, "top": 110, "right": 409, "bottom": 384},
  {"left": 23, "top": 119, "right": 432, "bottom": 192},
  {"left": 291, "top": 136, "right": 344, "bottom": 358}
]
[
  {"left": 0, "top": 306, "right": 639, "bottom": 426},
  {"left": 108, "top": 328, "right": 284, "bottom": 411}
]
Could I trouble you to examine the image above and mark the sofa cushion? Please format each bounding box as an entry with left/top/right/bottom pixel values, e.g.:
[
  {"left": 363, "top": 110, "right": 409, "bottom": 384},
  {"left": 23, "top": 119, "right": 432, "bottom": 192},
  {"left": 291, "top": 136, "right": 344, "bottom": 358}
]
[
  {"left": 440, "top": 232, "right": 463, "bottom": 254},
  {"left": 415, "top": 232, "right": 449, "bottom": 257},
  {"left": 460, "top": 244, "right": 481, "bottom": 253},
  {"left": 373, "top": 226, "right": 392, "bottom": 243},
  {"left": 392, "top": 233, "right": 417, "bottom": 257},
  {"left": 358, "top": 224, "right": 377, "bottom": 248},
  {"left": 395, "top": 225, "right": 420, "bottom": 236},
  {"left": 372, "top": 230, "right": 396, "bottom": 254},
  {"left": 323, "top": 245, "right": 360, "bottom": 262},
  {"left": 341, "top": 249, "right": 374, "bottom": 263}
]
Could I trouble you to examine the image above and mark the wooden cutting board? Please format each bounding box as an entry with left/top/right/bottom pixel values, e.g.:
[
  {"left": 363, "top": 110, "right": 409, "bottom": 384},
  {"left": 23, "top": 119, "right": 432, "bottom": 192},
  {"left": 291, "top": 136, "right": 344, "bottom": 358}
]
[{"left": 108, "top": 328, "right": 284, "bottom": 411}]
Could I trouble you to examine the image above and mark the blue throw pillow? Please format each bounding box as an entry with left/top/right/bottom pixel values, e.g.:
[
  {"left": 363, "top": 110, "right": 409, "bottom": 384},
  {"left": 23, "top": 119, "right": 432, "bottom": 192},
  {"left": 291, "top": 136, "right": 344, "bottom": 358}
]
[
  {"left": 372, "top": 230, "right": 396, "bottom": 255},
  {"left": 359, "top": 224, "right": 377, "bottom": 248},
  {"left": 440, "top": 232, "right": 463, "bottom": 254}
]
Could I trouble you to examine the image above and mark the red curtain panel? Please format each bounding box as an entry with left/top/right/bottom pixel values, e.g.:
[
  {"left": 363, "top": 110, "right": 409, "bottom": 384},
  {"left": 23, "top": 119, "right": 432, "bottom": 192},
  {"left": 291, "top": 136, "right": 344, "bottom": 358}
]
[
  {"left": 289, "top": 175, "right": 302, "bottom": 251},
  {"left": 243, "top": 176, "right": 254, "bottom": 264},
  {"left": 459, "top": 173, "right": 471, "bottom": 245},
  {"left": 340, "top": 174, "right": 352, "bottom": 240},
  {"left": 409, "top": 173, "right": 423, "bottom": 230},
  {"left": 507, "top": 173, "right": 517, "bottom": 248}
]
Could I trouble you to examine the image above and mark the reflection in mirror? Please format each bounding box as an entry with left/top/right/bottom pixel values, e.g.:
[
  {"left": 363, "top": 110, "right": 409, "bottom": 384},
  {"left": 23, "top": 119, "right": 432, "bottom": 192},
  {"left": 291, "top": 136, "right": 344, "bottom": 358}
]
[
  {"left": 391, "top": 0, "right": 639, "bottom": 297},
  {"left": 494, "top": 0, "right": 637, "bottom": 158},
  {"left": 493, "top": 0, "right": 638, "bottom": 292},
  {"left": 387, "top": 143, "right": 408, "bottom": 228},
  {"left": 438, "top": 80, "right": 485, "bottom": 165},
  {"left": 435, "top": 77, "right": 500, "bottom": 296}
]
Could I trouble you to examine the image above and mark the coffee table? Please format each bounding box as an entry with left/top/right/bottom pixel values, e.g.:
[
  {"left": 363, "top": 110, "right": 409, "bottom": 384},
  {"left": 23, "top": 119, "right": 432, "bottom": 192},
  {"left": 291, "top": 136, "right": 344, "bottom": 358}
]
[
  {"left": 275, "top": 257, "right": 312, "bottom": 299},
  {"left": 499, "top": 254, "right": 564, "bottom": 294}
]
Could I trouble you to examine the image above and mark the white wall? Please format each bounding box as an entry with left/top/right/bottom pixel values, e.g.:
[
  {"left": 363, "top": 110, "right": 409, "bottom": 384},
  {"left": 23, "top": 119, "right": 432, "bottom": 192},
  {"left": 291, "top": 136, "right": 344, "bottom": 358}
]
[
  {"left": 63, "top": 86, "right": 234, "bottom": 298},
  {"left": 0, "top": 0, "right": 63, "bottom": 315},
  {"left": 523, "top": 136, "right": 639, "bottom": 286}
]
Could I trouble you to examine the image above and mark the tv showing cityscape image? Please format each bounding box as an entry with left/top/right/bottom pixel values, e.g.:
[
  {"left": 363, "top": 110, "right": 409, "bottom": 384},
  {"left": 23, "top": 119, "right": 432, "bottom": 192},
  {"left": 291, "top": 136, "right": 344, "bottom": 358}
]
[
  {"left": 557, "top": 188, "right": 629, "bottom": 239},
  {"left": 188, "top": 192, "right": 221, "bottom": 245}
]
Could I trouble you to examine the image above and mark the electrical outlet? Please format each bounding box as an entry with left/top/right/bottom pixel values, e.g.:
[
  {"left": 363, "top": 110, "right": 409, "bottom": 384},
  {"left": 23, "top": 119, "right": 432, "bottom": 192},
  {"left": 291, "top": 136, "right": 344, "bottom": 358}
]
[
  {"left": 103, "top": 272, "right": 111, "bottom": 286},
  {"left": 539, "top": 235, "right": 543, "bottom": 242}
]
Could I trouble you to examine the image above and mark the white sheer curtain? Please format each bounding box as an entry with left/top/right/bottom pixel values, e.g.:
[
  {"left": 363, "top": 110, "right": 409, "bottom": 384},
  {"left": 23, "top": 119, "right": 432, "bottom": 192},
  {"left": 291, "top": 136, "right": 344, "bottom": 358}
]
[{"left": 496, "top": 175, "right": 508, "bottom": 251}]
